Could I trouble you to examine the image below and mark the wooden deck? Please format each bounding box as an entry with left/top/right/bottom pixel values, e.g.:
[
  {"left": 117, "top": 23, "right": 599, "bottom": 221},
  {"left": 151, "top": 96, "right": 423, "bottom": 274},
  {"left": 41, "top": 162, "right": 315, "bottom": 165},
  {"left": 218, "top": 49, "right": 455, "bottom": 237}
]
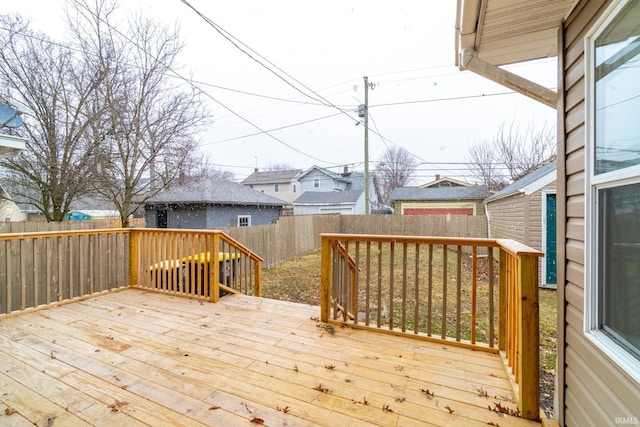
[{"left": 0, "top": 289, "right": 541, "bottom": 426}]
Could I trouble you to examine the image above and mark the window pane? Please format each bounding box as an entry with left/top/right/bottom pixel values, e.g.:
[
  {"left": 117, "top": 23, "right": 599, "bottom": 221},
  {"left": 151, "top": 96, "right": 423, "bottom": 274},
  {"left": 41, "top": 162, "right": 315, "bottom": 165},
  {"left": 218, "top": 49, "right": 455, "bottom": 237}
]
[
  {"left": 594, "top": 1, "right": 640, "bottom": 174},
  {"left": 598, "top": 182, "right": 640, "bottom": 359}
]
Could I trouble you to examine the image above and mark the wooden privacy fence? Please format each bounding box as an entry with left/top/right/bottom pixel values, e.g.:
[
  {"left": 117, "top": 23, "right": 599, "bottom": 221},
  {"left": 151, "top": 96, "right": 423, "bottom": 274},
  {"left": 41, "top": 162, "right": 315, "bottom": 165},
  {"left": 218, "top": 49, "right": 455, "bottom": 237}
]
[
  {"left": 320, "top": 233, "right": 542, "bottom": 421},
  {"left": 1, "top": 228, "right": 262, "bottom": 316}
]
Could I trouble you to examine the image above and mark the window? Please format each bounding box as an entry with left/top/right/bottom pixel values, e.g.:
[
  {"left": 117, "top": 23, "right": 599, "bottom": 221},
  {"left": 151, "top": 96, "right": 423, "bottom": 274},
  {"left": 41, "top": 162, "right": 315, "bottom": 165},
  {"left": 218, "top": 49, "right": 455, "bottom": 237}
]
[
  {"left": 313, "top": 178, "right": 320, "bottom": 188},
  {"left": 238, "top": 215, "right": 251, "bottom": 227},
  {"left": 274, "top": 183, "right": 279, "bottom": 193},
  {"left": 293, "top": 184, "right": 297, "bottom": 193},
  {"left": 586, "top": 0, "right": 640, "bottom": 374}
]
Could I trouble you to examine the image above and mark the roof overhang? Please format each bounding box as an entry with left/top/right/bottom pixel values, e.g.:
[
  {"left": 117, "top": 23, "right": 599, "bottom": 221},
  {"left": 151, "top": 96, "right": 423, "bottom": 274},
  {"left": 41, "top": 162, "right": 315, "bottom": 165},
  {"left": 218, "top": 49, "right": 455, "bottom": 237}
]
[
  {"left": 454, "top": 0, "right": 578, "bottom": 108},
  {"left": 0, "top": 134, "right": 28, "bottom": 158}
]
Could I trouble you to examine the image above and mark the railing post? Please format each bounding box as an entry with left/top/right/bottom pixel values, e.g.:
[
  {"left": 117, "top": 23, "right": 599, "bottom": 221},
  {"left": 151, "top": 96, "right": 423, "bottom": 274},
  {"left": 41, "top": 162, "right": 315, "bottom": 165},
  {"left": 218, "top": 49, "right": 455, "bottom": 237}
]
[
  {"left": 518, "top": 253, "right": 540, "bottom": 420},
  {"left": 128, "top": 230, "right": 139, "bottom": 288},
  {"left": 499, "top": 248, "right": 507, "bottom": 351},
  {"left": 320, "top": 235, "right": 331, "bottom": 322},
  {"left": 210, "top": 232, "right": 220, "bottom": 303},
  {"left": 254, "top": 259, "right": 262, "bottom": 297}
]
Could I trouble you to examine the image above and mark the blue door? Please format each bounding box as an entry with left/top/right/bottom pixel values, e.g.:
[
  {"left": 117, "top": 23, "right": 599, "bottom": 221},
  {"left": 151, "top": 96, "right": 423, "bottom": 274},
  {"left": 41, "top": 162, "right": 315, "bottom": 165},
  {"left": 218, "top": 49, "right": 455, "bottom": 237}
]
[{"left": 545, "top": 194, "right": 557, "bottom": 284}]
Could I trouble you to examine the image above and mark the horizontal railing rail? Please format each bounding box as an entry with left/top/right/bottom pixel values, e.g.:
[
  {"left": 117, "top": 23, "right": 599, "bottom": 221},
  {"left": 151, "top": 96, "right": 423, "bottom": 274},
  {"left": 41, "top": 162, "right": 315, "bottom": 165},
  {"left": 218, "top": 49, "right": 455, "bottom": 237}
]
[
  {"left": 0, "top": 229, "right": 130, "bottom": 316},
  {"left": 129, "top": 229, "right": 263, "bottom": 301},
  {"left": 320, "top": 233, "right": 542, "bottom": 421}
]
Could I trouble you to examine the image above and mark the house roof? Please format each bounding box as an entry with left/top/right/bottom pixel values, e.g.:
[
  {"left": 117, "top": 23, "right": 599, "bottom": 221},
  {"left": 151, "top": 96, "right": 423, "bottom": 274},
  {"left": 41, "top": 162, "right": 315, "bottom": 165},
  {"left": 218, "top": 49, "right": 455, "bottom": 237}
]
[
  {"left": 454, "top": 0, "right": 575, "bottom": 108},
  {"left": 390, "top": 185, "right": 489, "bottom": 201},
  {"left": 419, "top": 176, "right": 470, "bottom": 188},
  {"left": 485, "top": 161, "right": 557, "bottom": 203},
  {"left": 145, "top": 179, "right": 286, "bottom": 207},
  {"left": 455, "top": 0, "right": 576, "bottom": 67},
  {"left": 242, "top": 169, "right": 302, "bottom": 185},
  {"left": 293, "top": 190, "right": 363, "bottom": 205},
  {"left": 298, "top": 165, "right": 350, "bottom": 184}
]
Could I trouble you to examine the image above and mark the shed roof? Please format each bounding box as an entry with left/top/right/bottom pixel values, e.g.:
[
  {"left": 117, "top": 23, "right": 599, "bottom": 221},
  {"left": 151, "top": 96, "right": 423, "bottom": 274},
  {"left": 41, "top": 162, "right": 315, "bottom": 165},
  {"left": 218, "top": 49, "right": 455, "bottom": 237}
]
[
  {"left": 485, "top": 161, "right": 557, "bottom": 203},
  {"left": 390, "top": 185, "right": 489, "bottom": 201},
  {"left": 293, "top": 190, "right": 362, "bottom": 205},
  {"left": 242, "top": 169, "right": 302, "bottom": 185},
  {"left": 146, "top": 179, "right": 286, "bottom": 206}
]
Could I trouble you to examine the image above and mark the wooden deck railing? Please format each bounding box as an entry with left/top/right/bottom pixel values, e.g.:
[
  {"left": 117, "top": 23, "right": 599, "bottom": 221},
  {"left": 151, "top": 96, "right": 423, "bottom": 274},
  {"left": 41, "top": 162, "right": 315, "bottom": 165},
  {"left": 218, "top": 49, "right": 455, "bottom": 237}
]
[
  {"left": 320, "top": 233, "right": 542, "bottom": 421},
  {"left": 129, "top": 229, "right": 262, "bottom": 301},
  {"left": 0, "top": 229, "right": 130, "bottom": 316},
  {"left": 0, "top": 228, "right": 263, "bottom": 316}
]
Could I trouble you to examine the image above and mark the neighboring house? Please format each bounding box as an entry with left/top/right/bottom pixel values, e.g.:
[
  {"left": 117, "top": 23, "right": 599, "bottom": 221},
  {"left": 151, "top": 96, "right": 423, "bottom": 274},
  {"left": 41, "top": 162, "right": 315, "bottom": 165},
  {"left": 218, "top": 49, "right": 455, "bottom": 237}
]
[
  {"left": 455, "top": 0, "right": 640, "bottom": 425},
  {"left": 242, "top": 168, "right": 301, "bottom": 204},
  {"left": 0, "top": 133, "right": 28, "bottom": 222},
  {"left": 294, "top": 165, "right": 381, "bottom": 214},
  {"left": 144, "top": 178, "right": 285, "bottom": 229},
  {"left": 293, "top": 190, "right": 363, "bottom": 215},
  {"left": 390, "top": 185, "right": 489, "bottom": 215},
  {"left": 485, "top": 162, "right": 558, "bottom": 287},
  {"left": 419, "top": 175, "right": 470, "bottom": 189}
]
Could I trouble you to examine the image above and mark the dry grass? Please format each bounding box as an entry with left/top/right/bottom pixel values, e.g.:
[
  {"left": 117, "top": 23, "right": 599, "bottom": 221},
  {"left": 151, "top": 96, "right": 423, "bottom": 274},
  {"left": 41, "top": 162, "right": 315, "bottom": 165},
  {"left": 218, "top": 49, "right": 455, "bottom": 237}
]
[{"left": 262, "top": 249, "right": 558, "bottom": 372}]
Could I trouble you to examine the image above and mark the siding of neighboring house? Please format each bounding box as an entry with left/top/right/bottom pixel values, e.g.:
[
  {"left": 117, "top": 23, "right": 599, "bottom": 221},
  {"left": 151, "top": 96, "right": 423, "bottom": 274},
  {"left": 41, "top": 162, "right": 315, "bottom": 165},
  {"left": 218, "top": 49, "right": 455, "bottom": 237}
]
[
  {"left": 299, "top": 169, "right": 348, "bottom": 193},
  {"left": 559, "top": 0, "right": 640, "bottom": 425},
  {"left": 395, "top": 200, "right": 485, "bottom": 215},
  {"left": 485, "top": 180, "right": 557, "bottom": 286}
]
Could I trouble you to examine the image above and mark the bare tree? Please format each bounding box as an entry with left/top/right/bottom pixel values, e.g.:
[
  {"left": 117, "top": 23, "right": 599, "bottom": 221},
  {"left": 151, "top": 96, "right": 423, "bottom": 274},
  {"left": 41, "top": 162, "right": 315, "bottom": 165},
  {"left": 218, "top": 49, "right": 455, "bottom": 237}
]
[
  {"left": 377, "top": 147, "right": 417, "bottom": 205},
  {"left": 467, "top": 120, "right": 556, "bottom": 192},
  {"left": 68, "top": 0, "right": 209, "bottom": 226},
  {"left": 264, "top": 163, "right": 295, "bottom": 171},
  {"left": 174, "top": 148, "right": 236, "bottom": 184},
  {"left": 0, "top": 14, "right": 107, "bottom": 221}
]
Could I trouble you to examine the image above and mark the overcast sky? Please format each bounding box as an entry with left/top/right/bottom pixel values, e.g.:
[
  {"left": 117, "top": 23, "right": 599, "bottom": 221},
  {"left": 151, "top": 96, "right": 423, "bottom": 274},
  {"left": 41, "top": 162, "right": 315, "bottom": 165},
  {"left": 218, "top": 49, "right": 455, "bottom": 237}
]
[{"left": 9, "top": 0, "right": 557, "bottom": 184}]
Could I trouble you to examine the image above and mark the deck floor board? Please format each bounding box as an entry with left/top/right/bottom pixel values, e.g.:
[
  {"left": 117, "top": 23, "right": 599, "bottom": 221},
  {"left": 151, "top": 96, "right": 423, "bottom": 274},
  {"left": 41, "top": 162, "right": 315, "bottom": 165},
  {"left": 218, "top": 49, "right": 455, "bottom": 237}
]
[{"left": 0, "top": 289, "right": 541, "bottom": 426}]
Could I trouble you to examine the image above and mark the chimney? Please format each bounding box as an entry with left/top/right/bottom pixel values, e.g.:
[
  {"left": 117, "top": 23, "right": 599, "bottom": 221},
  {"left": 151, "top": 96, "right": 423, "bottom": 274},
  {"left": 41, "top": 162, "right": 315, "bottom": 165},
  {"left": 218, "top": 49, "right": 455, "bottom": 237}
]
[
  {"left": 343, "top": 166, "right": 349, "bottom": 175},
  {"left": 435, "top": 174, "right": 440, "bottom": 181},
  {"left": 254, "top": 167, "right": 259, "bottom": 173}
]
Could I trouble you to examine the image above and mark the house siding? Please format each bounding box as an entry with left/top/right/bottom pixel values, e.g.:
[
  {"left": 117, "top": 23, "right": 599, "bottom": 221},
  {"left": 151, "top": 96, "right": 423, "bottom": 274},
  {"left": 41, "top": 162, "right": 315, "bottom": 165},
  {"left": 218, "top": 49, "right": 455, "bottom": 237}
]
[
  {"left": 393, "top": 200, "right": 485, "bottom": 215},
  {"left": 299, "top": 169, "right": 347, "bottom": 193},
  {"left": 249, "top": 182, "right": 298, "bottom": 204},
  {"left": 560, "top": 0, "right": 640, "bottom": 425}
]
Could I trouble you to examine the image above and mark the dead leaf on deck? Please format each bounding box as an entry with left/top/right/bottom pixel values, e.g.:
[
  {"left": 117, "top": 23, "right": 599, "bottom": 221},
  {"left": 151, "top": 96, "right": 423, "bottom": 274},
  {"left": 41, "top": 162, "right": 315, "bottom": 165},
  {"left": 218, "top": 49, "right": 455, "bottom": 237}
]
[{"left": 250, "top": 417, "right": 265, "bottom": 424}]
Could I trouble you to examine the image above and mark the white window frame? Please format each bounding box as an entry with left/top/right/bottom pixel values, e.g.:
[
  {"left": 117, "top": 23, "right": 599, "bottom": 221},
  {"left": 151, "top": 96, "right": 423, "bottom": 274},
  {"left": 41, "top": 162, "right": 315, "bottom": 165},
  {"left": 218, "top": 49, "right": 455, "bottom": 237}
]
[
  {"left": 237, "top": 215, "right": 251, "bottom": 227},
  {"left": 274, "top": 183, "right": 279, "bottom": 193},
  {"left": 313, "top": 178, "right": 320, "bottom": 188},
  {"left": 584, "top": 0, "right": 640, "bottom": 382}
]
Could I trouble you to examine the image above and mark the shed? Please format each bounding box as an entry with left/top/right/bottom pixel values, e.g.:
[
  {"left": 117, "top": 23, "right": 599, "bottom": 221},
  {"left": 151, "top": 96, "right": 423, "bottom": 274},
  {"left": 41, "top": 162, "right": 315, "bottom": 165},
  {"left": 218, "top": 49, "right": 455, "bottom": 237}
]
[
  {"left": 144, "top": 179, "right": 285, "bottom": 229},
  {"left": 485, "top": 162, "right": 557, "bottom": 287}
]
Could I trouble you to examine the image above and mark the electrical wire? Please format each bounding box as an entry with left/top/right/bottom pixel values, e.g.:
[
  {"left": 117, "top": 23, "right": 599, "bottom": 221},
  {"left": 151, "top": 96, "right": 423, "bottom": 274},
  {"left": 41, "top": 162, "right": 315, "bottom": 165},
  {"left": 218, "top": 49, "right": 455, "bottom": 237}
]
[{"left": 69, "top": 0, "right": 336, "bottom": 166}]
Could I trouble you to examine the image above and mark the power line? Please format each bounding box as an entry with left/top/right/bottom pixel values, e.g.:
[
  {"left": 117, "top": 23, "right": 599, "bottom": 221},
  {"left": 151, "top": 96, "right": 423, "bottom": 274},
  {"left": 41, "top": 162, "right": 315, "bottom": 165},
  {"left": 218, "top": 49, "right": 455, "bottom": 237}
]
[{"left": 69, "top": 0, "right": 335, "bottom": 166}]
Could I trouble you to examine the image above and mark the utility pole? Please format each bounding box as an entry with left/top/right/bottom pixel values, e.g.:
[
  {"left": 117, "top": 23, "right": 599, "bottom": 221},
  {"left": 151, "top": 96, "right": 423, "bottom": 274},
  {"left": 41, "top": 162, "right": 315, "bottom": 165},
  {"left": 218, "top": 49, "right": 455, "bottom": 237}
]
[{"left": 363, "top": 76, "right": 370, "bottom": 215}]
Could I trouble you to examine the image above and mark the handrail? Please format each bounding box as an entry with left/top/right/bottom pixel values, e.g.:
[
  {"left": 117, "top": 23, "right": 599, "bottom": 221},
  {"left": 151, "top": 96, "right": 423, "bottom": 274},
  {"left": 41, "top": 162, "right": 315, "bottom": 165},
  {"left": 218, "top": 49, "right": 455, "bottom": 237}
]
[
  {"left": 320, "top": 233, "right": 542, "bottom": 421},
  {"left": 130, "top": 229, "right": 263, "bottom": 301},
  {"left": 1, "top": 228, "right": 263, "bottom": 317}
]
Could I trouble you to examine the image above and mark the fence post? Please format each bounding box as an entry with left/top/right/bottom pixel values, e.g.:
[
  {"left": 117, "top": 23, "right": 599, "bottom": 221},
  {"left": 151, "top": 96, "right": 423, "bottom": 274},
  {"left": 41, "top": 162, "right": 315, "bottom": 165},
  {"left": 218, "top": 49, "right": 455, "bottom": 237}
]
[
  {"left": 518, "top": 252, "right": 540, "bottom": 420},
  {"left": 320, "top": 235, "right": 331, "bottom": 322}
]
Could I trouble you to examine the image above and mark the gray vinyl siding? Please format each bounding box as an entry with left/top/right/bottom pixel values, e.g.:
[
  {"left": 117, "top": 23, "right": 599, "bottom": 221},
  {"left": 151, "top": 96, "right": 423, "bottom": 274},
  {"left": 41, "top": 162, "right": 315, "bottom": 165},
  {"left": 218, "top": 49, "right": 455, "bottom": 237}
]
[
  {"left": 487, "top": 194, "right": 526, "bottom": 243},
  {"left": 486, "top": 181, "right": 556, "bottom": 285},
  {"left": 560, "top": 0, "right": 640, "bottom": 425}
]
